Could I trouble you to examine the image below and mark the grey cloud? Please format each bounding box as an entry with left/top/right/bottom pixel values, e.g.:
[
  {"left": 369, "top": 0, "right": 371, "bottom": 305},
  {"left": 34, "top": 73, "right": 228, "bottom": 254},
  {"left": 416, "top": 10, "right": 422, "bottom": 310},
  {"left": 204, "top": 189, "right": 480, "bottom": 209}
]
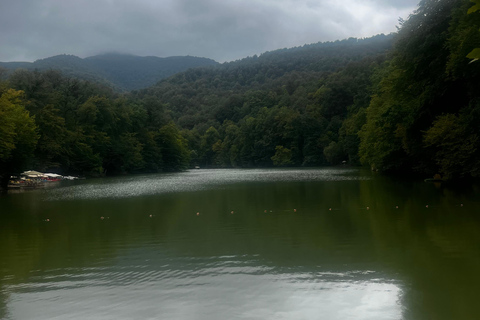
[
  {"left": 0, "top": 0, "right": 418, "bottom": 63},
  {"left": 372, "top": 0, "right": 419, "bottom": 9}
]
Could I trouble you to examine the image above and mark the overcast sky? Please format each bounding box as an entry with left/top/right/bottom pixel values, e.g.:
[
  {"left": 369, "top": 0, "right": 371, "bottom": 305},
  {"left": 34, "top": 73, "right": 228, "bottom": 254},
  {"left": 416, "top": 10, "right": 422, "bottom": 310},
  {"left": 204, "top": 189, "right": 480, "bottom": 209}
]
[{"left": 0, "top": 0, "right": 419, "bottom": 63}]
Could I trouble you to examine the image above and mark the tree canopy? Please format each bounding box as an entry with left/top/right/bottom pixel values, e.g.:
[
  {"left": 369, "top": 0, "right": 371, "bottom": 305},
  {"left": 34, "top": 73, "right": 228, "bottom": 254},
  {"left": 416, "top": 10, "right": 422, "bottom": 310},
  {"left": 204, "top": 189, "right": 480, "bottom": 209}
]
[
  {"left": 0, "top": 86, "right": 38, "bottom": 189},
  {"left": 359, "top": 0, "right": 480, "bottom": 178},
  {"left": 1, "top": 0, "right": 480, "bottom": 185}
]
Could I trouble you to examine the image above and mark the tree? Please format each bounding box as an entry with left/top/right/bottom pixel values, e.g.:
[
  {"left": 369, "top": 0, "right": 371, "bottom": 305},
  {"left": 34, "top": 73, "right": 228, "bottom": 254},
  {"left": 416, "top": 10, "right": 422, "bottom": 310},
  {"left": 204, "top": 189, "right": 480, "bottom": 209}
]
[
  {"left": 138, "top": 130, "right": 163, "bottom": 172},
  {"left": 115, "top": 133, "right": 144, "bottom": 173},
  {"left": 157, "top": 122, "right": 190, "bottom": 171},
  {"left": 359, "top": 0, "right": 473, "bottom": 174},
  {"left": 271, "top": 145, "right": 293, "bottom": 166},
  {"left": 0, "top": 88, "right": 38, "bottom": 191},
  {"left": 200, "top": 126, "right": 220, "bottom": 166},
  {"left": 424, "top": 110, "right": 480, "bottom": 179},
  {"left": 467, "top": 0, "right": 480, "bottom": 61},
  {"left": 324, "top": 141, "right": 346, "bottom": 165},
  {"left": 34, "top": 104, "right": 67, "bottom": 170}
]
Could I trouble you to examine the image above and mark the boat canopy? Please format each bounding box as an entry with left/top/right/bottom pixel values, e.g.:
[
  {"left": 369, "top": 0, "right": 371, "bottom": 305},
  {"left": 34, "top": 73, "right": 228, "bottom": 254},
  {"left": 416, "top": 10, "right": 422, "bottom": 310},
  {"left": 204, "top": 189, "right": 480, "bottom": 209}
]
[{"left": 21, "top": 170, "right": 44, "bottom": 177}]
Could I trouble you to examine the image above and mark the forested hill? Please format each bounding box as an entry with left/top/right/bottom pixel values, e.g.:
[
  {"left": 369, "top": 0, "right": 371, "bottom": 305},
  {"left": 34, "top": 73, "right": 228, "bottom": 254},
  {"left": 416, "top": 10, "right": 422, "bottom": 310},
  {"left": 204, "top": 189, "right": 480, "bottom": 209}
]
[
  {"left": 0, "top": 54, "right": 218, "bottom": 91},
  {"left": 152, "top": 34, "right": 393, "bottom": 92},
  {"left": 2, "top": 0, "right": 480, "bottom": 189},
  {"left": 137, "top": 34, "right": 394, "bottom": 128},
  {"left": 133, "top": 34, "right": 395, "bottom": 167}
]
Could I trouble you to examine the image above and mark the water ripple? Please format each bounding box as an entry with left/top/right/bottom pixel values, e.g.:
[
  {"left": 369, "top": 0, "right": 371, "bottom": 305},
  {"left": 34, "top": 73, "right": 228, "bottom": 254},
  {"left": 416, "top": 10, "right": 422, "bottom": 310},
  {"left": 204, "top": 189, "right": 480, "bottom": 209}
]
[
  {"left": 3, "top": 253, "right": 402, "bottom": 320},
  {"left": 46, "top": 168, "right": 369, "bottom": 201}
]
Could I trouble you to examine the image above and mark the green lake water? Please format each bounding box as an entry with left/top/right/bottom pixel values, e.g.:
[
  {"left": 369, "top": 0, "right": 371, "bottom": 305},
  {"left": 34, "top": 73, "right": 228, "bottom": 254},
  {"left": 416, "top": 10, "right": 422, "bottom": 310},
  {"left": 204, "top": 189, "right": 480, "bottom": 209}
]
[{"left": 0, "top": 168, "right": 479, "bottom": 320}]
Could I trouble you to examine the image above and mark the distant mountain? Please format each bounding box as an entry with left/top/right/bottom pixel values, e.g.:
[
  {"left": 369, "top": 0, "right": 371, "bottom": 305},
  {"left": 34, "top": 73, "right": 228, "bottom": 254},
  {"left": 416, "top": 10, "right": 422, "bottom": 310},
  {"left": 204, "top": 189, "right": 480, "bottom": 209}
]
[{"left": 0, "top": 54, "right": 219, "bottom": 91}]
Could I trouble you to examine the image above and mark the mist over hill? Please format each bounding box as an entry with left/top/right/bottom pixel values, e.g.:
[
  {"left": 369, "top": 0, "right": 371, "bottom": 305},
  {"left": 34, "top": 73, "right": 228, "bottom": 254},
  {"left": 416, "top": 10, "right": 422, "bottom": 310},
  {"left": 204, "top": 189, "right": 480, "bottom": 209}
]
[{"left": 0, "top": 54, "right": 218, "bottom": 91}]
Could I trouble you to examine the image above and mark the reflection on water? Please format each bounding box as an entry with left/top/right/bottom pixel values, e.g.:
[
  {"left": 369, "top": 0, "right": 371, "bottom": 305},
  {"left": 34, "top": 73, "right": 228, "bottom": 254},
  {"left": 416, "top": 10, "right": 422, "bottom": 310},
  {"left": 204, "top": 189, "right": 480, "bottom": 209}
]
[
  {"left": 1, "top": 168, "right": 480, "bottom": 320},
  {"left": 45, "top": 168, "right": 369, "bottom": 201},
  {"left": 5, "top": 261, "right": 401, "bottom": 320}
]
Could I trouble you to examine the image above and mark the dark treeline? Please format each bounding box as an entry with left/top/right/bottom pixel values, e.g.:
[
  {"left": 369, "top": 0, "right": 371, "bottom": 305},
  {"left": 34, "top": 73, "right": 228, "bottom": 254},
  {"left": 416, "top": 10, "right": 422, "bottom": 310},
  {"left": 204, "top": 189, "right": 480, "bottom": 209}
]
[
  {"left": 360, "top": 0, "right": 480, "bottom": 179},
  {"left": 1, "top": 0, "right": 480, "bottom": 190},
  {"left": 0, "top": 69, "right": 190, "bottom": 190}
]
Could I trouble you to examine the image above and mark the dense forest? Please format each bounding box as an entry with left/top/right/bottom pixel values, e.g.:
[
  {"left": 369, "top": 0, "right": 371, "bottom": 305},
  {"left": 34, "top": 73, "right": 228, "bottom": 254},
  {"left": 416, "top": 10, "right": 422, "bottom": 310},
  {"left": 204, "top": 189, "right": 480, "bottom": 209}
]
[
  {"left": 1, "top": 0, "right": 480, "bottom": 191},
  {"left": 0, "top": 54, "right": 218, "bottom": 91}
]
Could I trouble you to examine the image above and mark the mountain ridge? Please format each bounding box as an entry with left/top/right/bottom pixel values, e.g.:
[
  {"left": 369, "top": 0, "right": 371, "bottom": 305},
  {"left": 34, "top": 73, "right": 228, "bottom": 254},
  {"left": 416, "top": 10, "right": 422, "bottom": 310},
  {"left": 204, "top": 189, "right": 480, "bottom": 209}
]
[{"left": 0, "top": 53, "right": 219, "bottom": 91}]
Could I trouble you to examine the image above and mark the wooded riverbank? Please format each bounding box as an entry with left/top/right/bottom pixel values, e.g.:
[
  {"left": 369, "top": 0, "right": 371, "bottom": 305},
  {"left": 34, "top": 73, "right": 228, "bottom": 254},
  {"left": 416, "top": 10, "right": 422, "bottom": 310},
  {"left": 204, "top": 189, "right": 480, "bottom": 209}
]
[{"left": 1, "top": 0, "right": 479, "bottom": 187}]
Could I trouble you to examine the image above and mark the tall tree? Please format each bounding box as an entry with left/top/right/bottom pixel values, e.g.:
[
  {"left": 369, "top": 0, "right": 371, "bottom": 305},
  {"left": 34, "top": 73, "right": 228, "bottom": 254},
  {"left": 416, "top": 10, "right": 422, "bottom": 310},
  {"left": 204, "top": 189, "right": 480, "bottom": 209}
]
[
  {"left": 467, "top": 0, "right": 480, "bottom": 60},
  {"left": 359, "top": 0, "right": 479, "bottom": 176},
  {"left": 0, "top": 88, "right": 38, "bottom": 191}
]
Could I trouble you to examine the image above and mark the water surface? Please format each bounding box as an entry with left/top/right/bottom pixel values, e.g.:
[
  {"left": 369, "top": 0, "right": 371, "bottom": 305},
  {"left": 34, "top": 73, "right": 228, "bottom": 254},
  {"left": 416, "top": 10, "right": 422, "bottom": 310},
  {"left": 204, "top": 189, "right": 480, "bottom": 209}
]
[{"left": 1, "top": 168, "right": 480, "bottom": 320}]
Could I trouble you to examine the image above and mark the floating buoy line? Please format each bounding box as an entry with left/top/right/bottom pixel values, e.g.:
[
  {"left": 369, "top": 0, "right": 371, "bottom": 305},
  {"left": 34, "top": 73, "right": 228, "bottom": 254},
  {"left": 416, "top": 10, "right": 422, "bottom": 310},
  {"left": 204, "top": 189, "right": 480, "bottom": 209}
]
[
  {"left": 189, "top": 203, "right": 465, "bottom": 217},
  {"left": 39, "top": 203, "right": 466, "bottom": 222}
]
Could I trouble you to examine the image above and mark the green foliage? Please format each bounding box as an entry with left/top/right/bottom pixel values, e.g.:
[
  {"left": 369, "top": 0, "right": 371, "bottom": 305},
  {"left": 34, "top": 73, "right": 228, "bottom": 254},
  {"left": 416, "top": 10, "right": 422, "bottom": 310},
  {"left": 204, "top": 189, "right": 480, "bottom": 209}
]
[
  {"left": 467, "top": 0, "right": 480, "bottom": 60},
  {"left": 468, "top": 0, "right": 480, "bottom": 14},
  {"left": 138, "top": 130, "right": 163, "bottom": 172},
  {"left": 0, "top": 36, "right": 389, "bottom": 177},
  {"left": 359, "top": 0, "right": 480, "bottom": 178},
  {"left": 34, "top": 104, "right": 67, "bottom": 169},
  {"left": 467, "top": 48, "right": 480, "bottom": 59},
  {"left": 323, "top": 141, "right": 346, "bottom": 165},
  {"left": 200, "top": 126, "right": 220, "bottom": 166},
  {"left": 338, "top": 108, "right": 365, "bottom": 164},
  {"left": 130, "top": 36, "right": 391, "bottom": 169},
  {"left": 3, "top": 6, "right": 479, "bottom": 181},
  {"left": 424, "top": 113, "right": 479, "bottom": 178},
  {"left": 157, "top": 122, "right": 190, "bottom": 171},
  {"left": 63, "top": 128, "right": 103, "bottom": 174},
  {"left": 116, "top": 133, "right": 145, "bottom": 172},
  {"left": 447, "top": 0, "right": 480, "bottom": 69},
  {"left": 271, "top": 146, "right": 293, "bottom": 166},
  {"left": 358, "top": 76, "right": 411, "bottom": 171},
  {"left": 0, "top": 89, "right": 38, "bottom": 167},
  {"left": 1, "top": 70, "right": 188, "bottom": 176}
]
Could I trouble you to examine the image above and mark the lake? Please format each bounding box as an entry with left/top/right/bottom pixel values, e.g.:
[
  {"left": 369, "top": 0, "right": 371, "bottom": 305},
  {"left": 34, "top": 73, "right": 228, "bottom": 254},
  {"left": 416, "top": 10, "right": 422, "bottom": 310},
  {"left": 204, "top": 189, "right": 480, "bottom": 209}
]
[{"left": 1, "top": 168, "right": 480, "bottom": 320}]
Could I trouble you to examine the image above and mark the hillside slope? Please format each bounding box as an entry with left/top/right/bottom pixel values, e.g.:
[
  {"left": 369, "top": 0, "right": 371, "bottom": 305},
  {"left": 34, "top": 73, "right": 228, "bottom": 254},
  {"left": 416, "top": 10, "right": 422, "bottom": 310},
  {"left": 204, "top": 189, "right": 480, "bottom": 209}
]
[
  {"left": 0, "top": 54, "right": 218, "bottom": 91},
  {"left": 137, "top": 34, "right": 394, "bottom": 128}
]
